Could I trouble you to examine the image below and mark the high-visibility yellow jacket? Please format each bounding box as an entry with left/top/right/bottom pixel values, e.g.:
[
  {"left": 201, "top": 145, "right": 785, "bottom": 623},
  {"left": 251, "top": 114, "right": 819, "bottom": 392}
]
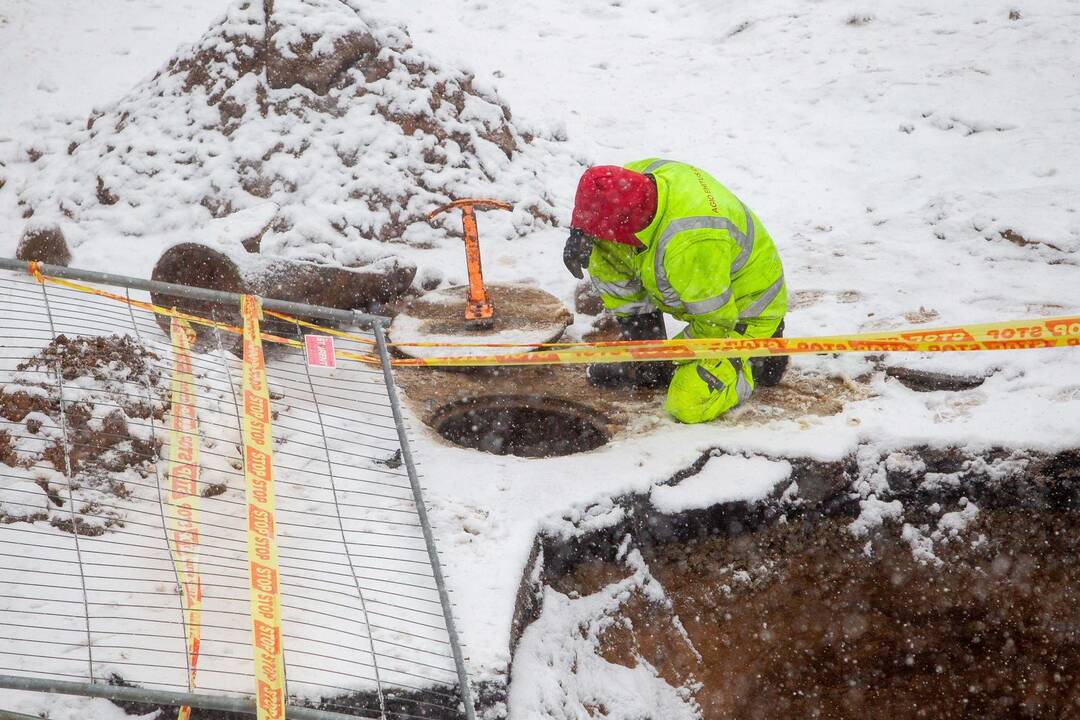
[{"left": 587, "top": 158, "right": 787, "bottom": 423}]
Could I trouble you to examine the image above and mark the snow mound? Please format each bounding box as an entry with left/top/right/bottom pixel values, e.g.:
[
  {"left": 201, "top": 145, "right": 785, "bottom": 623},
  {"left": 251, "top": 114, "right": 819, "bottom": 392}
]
[{"left": 15, "top": 0, "right": 578, "bottom": 269}]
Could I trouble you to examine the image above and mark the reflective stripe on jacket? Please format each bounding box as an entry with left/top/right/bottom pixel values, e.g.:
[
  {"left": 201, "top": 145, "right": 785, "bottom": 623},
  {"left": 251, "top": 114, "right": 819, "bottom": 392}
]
[
  {"left": 587, "top": 158, "right": 787, "bottom": 338},
  {"left": 586, "top": 159, "right": 788, "bottom": 423}
]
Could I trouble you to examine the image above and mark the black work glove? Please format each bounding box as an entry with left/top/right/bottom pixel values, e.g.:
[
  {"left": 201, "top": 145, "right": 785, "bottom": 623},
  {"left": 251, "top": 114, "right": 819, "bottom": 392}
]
[{"left": 562, "top": 228, "right": 594, "bottom": 279}]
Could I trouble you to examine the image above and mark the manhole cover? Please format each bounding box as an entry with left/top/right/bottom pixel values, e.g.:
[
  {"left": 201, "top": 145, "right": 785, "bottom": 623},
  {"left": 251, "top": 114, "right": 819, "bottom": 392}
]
[
  {"left": 388, "top": 284, "right": 573, "bottom": 361},
  {"left": 432, "top": 396, "right": 608, "bottom": 458}
]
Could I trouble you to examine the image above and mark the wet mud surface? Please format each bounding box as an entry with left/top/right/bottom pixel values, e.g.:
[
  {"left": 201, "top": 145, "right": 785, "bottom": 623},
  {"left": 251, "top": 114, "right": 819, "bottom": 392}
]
[{"left": 397, "top": 365, "right": 869, "bottom": 457}]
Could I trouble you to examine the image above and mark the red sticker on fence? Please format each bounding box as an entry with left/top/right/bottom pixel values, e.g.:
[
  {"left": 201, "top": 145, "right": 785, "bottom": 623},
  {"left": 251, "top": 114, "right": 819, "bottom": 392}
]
[{"left": 304, "top": 334, "right": 336, "bottom": 368}]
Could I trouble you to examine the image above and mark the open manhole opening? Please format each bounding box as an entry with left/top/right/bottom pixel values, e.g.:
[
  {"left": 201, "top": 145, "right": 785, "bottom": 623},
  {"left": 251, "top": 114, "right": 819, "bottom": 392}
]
[{"left": 432, "top": 396, "right": 609, "bottom": 458}]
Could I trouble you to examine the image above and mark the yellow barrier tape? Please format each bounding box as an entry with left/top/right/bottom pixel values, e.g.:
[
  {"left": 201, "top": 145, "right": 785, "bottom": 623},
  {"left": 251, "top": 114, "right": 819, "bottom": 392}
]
[
  {"left": 33, "top": 270, "right": 382, "bottom": 364},
  {"left": 42, "top": 272, "right": 239, "bottom": 334},
  {"left": 21, "top": 264, "right": 1079, "bottom": 368},
  {"left": 394, "top": 315, "right": 1080, "bottom": 367},
  {"left": 240, "top": 296, "right": 286, "bottom": 720},
  {"left": 263, "top": 308, "right": 374, "bottom": 346},
  {"left": 167, "top": 317, "right": 203, "bottom": 720}
]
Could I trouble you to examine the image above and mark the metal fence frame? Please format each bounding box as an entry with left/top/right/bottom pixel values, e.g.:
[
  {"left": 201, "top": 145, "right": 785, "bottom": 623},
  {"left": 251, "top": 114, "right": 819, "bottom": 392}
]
[{"left": 0, "top": 258, "right": 476, "bottom": 720}]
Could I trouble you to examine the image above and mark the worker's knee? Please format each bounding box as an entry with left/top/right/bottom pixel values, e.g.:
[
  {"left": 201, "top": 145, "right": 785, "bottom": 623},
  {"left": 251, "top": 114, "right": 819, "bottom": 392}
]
[{"left": 665, "top": 358, "right": 754, "bottom": 424}]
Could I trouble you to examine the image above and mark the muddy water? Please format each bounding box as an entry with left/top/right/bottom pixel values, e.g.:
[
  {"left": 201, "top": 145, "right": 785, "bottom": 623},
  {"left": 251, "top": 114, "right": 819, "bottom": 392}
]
[{"left": 553, "top": 509, "right": 1080, "bottom": 718}]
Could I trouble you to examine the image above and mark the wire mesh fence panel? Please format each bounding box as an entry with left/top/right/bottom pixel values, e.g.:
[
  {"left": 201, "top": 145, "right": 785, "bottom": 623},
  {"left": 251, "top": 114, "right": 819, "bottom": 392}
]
[{"left": 0, "top": 268, "right": 467, "bottom": 719}]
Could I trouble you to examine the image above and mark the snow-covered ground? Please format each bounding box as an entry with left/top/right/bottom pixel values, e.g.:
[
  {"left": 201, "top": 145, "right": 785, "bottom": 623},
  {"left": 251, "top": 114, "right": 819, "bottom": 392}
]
[{"left": 2, "top": 0, "right": 1079, "bottom": 717}]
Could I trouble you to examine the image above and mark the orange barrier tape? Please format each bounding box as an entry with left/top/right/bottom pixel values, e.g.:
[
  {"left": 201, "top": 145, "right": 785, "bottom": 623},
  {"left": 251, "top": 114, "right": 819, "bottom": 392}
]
[
  {"left": 393, "top": 315, "right": 1080, "bottom": 367},
  {"left": 166, "top": 317, "right": 203, "bottom": 720},
  {"left": 263, "top": 308, "right": 375, "bottom": 346},
  {"left": 240, "top": 296, "right": 286, "bottom": 720},
  {"left": 21, "top": 265, "right": 1079, "bottom": 368},
  {"left": 42, "top": 273, "right": 241, "bottom": 334},
  {"left": 32, "top": 271, "right": 381, "bottom": 364}
]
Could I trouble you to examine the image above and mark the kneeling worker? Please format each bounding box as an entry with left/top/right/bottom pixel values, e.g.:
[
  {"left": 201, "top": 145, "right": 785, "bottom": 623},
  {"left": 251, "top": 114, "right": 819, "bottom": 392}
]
[{"left": 563, "top": 159, "right": 789, "bottom": 424}]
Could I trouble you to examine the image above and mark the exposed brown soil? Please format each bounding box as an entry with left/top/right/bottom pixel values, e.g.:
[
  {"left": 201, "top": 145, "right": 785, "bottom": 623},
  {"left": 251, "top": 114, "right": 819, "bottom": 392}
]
[
  {"left": 16, "top": 334, "right": 162, "bottom": 391},
  {"left": 738, "top": 373, "right": 869, "bottom": 423},
  {"left": 0, "top": 430, "right": 17, "bottom": 468},
  {"left": 393, "top": 287, "right": 868, "bottom": 453},
  {"left": 575, "top": 280, "right": 604, "bottom": 316},
  {"left": 398, "top": 362, "right": 647, "bottom": 450},
  {"left": 264, "top": 14, "right": 378, "bottom": 97},
  {"left": 43, "top": 0, "right": 559, "bottom": 246},
  {"left": 1000, "top": 229, "right": 1066, "bottom": 253},
  {"left": 2, "top": 334, "right": 168, "bottom": 533},
  {"left": 518, "top": 447, "right": 1080, "bottom": 719},
  {"left": 0, "top": 388, "right": 55, "bottom": 423},
  {"left": 555, "top": 508, "right": 1080, "bottom": 719}
]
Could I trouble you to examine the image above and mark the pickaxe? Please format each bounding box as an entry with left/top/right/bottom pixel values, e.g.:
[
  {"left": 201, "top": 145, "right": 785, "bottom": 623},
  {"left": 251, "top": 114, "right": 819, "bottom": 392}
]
[{"left": 427, "top": 198, "right": 512, "bottom": 328}]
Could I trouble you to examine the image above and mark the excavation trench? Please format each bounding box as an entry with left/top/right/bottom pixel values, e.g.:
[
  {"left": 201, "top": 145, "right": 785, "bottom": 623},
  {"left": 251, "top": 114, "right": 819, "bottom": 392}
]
[{"left": 510, "top": 447, "right": 1080, "bottom": 718}]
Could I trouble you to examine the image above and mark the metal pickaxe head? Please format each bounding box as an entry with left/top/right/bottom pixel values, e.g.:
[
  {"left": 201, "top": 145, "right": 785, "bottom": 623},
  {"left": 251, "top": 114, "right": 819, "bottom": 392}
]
[
  {"left": 427, "top": 198, "right": 513, "bottom": 328},
  {"left": 427, "top": 199, "right": 514, "bottom": 219}
]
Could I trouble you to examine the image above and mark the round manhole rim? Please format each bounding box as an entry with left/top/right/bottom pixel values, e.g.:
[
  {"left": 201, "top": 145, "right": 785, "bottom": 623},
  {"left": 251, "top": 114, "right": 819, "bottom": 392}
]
[{"left": 429, "top": 394, "right": 611, "bottom": 458}]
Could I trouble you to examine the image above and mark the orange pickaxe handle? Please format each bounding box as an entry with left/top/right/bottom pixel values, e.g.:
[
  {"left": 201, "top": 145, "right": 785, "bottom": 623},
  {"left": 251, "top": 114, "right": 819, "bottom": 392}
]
[{"left": 427, "top": 198, "right": 512, "bottom": 322}]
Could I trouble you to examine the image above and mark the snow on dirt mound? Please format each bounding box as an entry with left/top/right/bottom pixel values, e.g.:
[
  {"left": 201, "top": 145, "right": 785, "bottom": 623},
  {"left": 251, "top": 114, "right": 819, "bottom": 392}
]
[
  {"left": 0, "top": 335, "right": 168, "bottom": 535},
  {"left": 15, "top": 0, "right": 576, "bottom": 268}
]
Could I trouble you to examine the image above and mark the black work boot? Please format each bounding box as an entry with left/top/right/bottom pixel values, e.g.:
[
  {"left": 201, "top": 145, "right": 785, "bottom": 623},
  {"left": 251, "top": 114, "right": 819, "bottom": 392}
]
[
  {"left": 750, "top": 320, "right": 789, "bottom": 387},
  {"left": 585, "top": 360, "right": 674, "bottom": 388},
  {"left": 585, "top": 362, "right": 635, "bottom": 387},
  {"left": 586, "top": 310, "right": 673, "bottom": 389}
]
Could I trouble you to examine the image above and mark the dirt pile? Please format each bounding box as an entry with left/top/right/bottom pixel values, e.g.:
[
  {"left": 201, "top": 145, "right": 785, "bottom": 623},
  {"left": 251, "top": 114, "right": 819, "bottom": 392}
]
[
  {"left": 0, "top": 335, "right": 168, "bottom": 534},
  {"left": 16, "top": 0, "right": 575, "bottom": 268}
]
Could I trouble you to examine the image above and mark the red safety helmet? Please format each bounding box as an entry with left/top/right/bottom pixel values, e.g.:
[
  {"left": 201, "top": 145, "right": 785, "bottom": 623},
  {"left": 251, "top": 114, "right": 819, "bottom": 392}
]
[{"left": 570, "top": 166, "right": 657, "bottom": 246}]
